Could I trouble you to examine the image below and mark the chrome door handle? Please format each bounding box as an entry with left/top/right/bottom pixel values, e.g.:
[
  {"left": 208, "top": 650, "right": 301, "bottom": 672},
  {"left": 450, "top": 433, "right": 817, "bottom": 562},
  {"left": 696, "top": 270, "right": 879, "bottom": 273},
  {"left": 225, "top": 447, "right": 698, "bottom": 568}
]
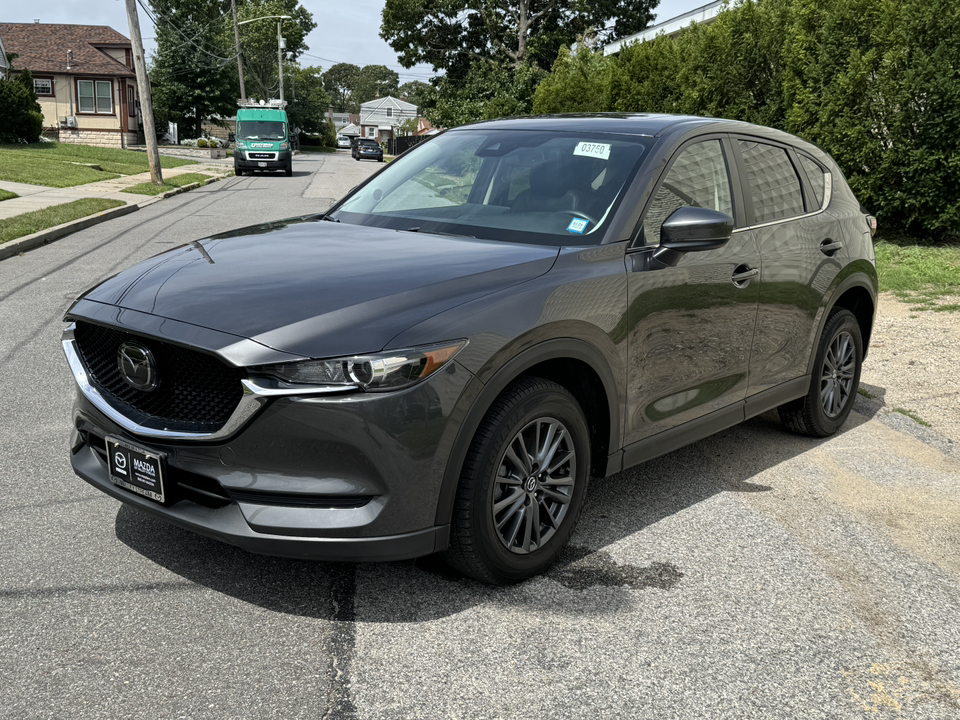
[
  {"left": 731, "top": 266, "right": 759, "bottom": 287},
  {"left": 820, "top": 239, "right": 843, "bottom": 255}
]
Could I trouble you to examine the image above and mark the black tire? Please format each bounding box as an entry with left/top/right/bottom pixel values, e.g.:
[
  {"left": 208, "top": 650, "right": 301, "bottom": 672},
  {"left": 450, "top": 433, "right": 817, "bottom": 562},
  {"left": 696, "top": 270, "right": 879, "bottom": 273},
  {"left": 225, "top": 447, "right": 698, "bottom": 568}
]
[
  {"left": 235, "top": 166, "right": 243, "bottom": 176},
  {"left": 779, "top": 308, "right": 863, "bottom": 437},
  {"left": 284, "top": 162, "right": 292, "bottom": 177},
  {"left": 443, "top": 377, "right": 591, "bottom": 584}
]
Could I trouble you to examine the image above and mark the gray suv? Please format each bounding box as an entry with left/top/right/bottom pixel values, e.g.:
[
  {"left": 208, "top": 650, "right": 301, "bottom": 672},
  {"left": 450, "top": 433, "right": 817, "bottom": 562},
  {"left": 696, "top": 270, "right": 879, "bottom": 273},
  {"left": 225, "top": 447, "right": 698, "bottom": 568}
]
[{"left": 63, "top": 114, "right": 877, "bottom": 583}]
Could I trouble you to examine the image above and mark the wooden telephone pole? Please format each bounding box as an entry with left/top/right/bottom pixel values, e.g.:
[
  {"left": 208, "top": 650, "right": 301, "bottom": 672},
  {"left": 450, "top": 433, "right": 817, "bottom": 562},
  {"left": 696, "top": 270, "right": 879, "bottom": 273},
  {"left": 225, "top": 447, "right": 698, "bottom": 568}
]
[{"left": 124, "top": 0, "right": 163, "bottom": 185}]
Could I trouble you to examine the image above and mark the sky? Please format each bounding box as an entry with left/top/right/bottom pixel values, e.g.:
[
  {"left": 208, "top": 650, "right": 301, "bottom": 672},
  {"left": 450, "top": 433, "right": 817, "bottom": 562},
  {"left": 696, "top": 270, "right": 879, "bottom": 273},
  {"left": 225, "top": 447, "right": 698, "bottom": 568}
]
[{"left": 4, "top": 0, "right": 708, "bottom": 84}]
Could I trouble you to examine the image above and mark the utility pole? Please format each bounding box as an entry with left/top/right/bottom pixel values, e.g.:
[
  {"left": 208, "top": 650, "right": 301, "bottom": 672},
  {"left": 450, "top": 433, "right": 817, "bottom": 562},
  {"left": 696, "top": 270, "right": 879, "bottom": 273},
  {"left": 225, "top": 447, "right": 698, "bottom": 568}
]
[
  {"left": 124, "top": 0, "right": 162, "bottom": 184},
  {"left": 277, "top": 21, "right": 285, "bottom": 104},
  {"left": 231, "top": 0, "right": 246, "bottom": 102}
]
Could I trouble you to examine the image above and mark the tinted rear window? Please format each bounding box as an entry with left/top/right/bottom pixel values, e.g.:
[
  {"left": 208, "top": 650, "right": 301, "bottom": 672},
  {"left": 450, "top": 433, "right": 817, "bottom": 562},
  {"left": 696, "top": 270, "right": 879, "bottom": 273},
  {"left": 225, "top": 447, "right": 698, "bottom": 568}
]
[{"left": 738, "top": 141, "right": 805, "bottom": 224}]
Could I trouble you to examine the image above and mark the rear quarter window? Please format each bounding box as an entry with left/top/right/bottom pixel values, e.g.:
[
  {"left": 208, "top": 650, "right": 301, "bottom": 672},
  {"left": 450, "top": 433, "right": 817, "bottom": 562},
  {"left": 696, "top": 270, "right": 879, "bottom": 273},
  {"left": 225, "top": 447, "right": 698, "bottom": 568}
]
[
  {"left": 798, "top": 154, "right": 826, "bottom": 209},
  {"left": 738, "top": 140, "right": 805, "bottom": 224}
]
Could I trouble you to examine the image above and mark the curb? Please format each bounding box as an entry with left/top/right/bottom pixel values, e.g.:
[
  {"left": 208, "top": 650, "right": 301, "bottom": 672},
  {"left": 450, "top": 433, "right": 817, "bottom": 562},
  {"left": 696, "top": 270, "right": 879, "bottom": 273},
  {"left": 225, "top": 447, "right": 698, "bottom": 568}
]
[
  {"left": 0, "top": 175, "right": 228, "bottom": 263},
  {"left": 0, "top": 203, "right": 139, "bottom": 262}
]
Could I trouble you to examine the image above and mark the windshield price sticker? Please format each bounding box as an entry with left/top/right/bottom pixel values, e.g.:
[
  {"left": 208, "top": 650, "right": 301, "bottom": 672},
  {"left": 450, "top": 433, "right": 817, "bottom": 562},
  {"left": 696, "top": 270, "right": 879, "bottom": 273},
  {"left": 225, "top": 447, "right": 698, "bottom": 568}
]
[
  {"left": 574, "top": 142, "right": 611, "bottom": 160},
  {"left": 567, "top": 217, "right": 589, "bottom": 234}
]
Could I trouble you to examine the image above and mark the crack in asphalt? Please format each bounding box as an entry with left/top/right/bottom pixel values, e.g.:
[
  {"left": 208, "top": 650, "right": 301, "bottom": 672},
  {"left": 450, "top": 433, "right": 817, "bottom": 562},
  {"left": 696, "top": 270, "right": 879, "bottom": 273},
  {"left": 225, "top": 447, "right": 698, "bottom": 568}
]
[{"left": 322, "top": 564, "right": 359, "bottom": 720}]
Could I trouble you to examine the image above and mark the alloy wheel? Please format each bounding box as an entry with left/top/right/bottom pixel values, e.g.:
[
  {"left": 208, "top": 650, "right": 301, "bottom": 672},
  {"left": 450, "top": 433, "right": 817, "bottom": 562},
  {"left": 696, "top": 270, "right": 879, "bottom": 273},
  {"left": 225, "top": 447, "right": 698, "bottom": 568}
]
[
  {"left": 820, "top": 330, "right": 856, "bottom": 418},
  {"left": 492, "top": 417, "right": 577, "bottom": 554}
]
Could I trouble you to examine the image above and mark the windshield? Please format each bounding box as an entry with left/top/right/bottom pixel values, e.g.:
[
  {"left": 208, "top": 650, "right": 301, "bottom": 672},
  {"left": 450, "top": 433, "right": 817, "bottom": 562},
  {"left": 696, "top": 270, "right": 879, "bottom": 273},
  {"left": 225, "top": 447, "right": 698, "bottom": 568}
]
[
  {"left": 238, "top": 121, "right": 286, "bottom": 141},
  {"left": 333, "top": 129, "right": 651, "bottom": 245}
]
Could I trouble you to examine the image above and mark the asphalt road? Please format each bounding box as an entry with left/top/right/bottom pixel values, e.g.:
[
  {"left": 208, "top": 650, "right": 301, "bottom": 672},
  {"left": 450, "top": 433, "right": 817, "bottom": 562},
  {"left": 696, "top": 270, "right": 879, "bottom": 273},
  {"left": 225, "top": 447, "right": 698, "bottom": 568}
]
[{"left": 1, "top": 150, "right": 958, "bottom": 719}]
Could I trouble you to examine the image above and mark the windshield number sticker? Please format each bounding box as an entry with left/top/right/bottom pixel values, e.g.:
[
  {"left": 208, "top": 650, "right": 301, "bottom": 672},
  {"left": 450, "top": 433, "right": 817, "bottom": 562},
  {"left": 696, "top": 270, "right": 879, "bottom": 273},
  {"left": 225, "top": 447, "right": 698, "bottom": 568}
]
[
  {"left": 574, "top": 142, "right": 611, "bottom": 160},
  {"left": 567, "top": 218, "right": 589, "bottom": 234}
]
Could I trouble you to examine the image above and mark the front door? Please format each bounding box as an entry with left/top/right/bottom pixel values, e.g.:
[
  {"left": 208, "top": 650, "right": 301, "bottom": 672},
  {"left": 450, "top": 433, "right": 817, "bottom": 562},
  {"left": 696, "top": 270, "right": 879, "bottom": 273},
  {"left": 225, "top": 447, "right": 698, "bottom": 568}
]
[{"left": 623, "top": 137, "right": 761, "bottom": 447}]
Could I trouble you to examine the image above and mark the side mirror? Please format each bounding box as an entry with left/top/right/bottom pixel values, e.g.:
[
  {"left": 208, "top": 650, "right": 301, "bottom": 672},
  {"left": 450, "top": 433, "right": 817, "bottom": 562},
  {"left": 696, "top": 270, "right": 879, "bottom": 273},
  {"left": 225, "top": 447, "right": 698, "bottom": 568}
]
[{"left": 653, "top": 207, "right": 734, "bottom": 267}]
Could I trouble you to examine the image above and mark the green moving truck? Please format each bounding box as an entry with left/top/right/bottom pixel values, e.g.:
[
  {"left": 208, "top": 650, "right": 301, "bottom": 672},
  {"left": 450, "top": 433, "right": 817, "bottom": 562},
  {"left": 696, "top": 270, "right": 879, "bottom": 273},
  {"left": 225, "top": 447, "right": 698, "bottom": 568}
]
[{"left": 234, "top": 104, "right": 292, "bottom": 177}]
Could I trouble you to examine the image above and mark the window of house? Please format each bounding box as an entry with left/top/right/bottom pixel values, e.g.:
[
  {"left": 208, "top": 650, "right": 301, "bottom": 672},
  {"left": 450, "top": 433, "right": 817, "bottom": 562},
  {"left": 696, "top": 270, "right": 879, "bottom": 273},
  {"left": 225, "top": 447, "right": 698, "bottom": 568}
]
[
  {"left": 367, "top": 126, "right": 376, "bottom": 138},
  {"left": 643, "top": 140, "right": 733, "bottom": 245},
  {"left": 33, "top": 78, "right": 54, "bottom": 96},
  {"left": 127, "top": 86, "right": 137, "bottom": 117},
  {"left": 386, "top": 108, "right": 393, "bottom": 118},
  {"left": 78, "top": 79, "right": 113, "bottom": 114},
  {"left": 738, "top": 140, "right": 805, "bottom": 223}
]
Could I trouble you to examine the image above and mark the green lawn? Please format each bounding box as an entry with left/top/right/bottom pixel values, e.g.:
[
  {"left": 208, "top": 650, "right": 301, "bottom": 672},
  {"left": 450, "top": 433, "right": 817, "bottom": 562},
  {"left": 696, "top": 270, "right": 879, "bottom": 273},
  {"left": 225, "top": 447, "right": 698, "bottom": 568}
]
[
  {"left": 0, "top": 198, "right": 125, "bottom": 245},
  {"left": 122, "top": 173, "right": 214, "bottom": 196},
  {"left": 874, "top": 240, "right": 960, "bottom": 311},
  {"left": 0, "top": 142, "right": 196, "bottom": 188},
  {"left": 297, "top": 145, "right": 337, "bottom": 153},
  {"left": 0, "top": 189, "right": 16, "bottom": 201}
]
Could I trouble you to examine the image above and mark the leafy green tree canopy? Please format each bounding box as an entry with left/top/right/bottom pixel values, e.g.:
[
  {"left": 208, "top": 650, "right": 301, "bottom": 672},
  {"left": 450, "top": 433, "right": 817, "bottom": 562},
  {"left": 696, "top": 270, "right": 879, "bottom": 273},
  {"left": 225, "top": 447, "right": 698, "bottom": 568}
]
[
  {"left": 381, "top": 0, "right": 658, "bottom": 79},
  {"left": 236, "top": 0, "right": 316, "bottom": 101},
  {"left": 323, "top": 62, "right": 360, "bottom": 112}
]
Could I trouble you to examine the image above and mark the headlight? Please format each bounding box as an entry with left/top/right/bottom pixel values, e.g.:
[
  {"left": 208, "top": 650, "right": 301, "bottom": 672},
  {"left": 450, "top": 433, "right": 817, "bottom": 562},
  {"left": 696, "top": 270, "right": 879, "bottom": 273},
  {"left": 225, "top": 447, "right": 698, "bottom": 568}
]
[
  {"left": 249, "top": 340, "right": 466, "bottom": 393},
  {"left": 280, "top": 142, "right": 289, "bottom": 150},
  {"left": 236, "top": 141, "right": 246, "bottom": 149}
]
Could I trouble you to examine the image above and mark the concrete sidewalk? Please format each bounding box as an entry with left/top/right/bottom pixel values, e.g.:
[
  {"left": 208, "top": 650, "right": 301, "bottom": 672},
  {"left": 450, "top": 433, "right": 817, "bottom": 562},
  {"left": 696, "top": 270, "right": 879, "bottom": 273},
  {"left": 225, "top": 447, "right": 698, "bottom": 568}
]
[{"left": 0, "top": 163, "right": 230, "bottom": 221}]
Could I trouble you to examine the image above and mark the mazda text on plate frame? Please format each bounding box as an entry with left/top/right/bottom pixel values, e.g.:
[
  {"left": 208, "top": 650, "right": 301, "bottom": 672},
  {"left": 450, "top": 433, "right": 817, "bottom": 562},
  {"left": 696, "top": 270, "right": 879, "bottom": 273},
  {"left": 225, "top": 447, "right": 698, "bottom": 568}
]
[{"left": 63, "top": 114, "right": 878, "bottom": 584}]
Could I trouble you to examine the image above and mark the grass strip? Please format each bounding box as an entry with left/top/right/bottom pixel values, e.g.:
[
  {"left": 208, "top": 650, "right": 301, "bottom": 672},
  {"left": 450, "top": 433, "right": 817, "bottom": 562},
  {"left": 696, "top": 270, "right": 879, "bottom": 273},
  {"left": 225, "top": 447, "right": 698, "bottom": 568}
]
[
  {"left": 297, "top": 146, "right": 337, "bottom": 153},
  {"left": 0, "top": 198, "right": 125, "bottom": 245},
  {"left": 0, "top": 189, "right": 17, "bottom": 201},
  {"left": 121, "top": 173, "right": 212, "bottom": 196},
  {"left": 874, "top": 240, "right": 960, "bottom": 310},
  {"left": 0, "top": 143, "right": 197, "bottom": 188}
]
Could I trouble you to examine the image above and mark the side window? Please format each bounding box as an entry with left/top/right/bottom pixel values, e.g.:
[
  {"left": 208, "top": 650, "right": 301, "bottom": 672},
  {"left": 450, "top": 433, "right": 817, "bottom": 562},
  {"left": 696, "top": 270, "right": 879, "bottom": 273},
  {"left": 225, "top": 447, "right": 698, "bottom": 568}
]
[
  {"left": 643, "top": 140, "right": 733, "bottom": 246},
  {"left": 798, "top": 154, "right": 826, "bottom": 209},
  {"left": 738, "top": 140, "right": 805, "bottom": 223}
]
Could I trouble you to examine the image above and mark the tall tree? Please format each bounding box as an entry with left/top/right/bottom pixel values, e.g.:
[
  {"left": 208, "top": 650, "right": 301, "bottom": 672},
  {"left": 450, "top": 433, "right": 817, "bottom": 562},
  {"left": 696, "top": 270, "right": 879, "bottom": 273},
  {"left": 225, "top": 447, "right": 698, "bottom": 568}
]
[
  {"left": 149, "top": 0, "right": 237, "bottom": 138},
  {"left": 397, "top": 80, "right": 432, "bottom": 107},
  {"left": 285, "top": 64, "right": 331, "bottom": 133},
  {"left": 236, "top": 0, "right": 316, "bottom": 101},
  {"left": 353, "top": 65, "right": 400, "bottom": 104},
  {"left": 381, "top": 0, "right": 658, "bottom": 79},
  {"left": 323, "top": 62, "right": 360, "bottom": 112}
]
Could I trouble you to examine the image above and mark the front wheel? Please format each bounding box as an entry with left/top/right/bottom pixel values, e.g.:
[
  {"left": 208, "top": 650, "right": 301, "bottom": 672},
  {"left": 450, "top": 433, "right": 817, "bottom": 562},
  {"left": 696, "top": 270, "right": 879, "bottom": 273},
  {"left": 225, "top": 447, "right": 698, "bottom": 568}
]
[
  {"left": 444, "top": 377, "right": 591, "bottom": 584},
  {"left": 284, "top": 162, "right": 292, "bottom": 177},
  {"left": 779, "top": 308, "right": 863, "bottom": 437},
  {"left": 234, "top": 166, "right": 243, "bottom": 176}
]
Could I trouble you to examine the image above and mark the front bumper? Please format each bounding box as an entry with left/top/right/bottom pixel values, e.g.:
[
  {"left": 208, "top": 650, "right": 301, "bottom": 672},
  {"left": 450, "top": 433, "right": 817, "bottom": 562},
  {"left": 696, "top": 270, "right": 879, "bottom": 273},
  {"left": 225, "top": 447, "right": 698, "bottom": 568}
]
[
  {"left": 68, "top": 361, "right": 476, "bottom": 561},
  {"left": 235, "top": 149, "right": 292, "bottom": 170}
]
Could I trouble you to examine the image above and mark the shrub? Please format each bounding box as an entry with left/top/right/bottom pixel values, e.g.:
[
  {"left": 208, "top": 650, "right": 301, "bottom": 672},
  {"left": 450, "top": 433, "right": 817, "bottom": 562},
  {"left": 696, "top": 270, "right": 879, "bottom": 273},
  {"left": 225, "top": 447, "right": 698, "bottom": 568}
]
[
  {"left": 536, "top": 0, "right": 960, "bottom": 243},
  {"left": 0, "top": 70, "right": 44, "bottom": 143}
]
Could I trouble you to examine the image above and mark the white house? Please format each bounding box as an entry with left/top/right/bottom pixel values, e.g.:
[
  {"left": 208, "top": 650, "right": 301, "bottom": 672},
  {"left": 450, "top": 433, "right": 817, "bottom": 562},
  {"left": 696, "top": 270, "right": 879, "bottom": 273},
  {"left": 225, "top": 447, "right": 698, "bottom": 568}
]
[
  {"left": 603, "top": 0, "right": 723, "bottom": 55},
  {"left": 359, "top": 96, "right": 418, "bottom": 143}
]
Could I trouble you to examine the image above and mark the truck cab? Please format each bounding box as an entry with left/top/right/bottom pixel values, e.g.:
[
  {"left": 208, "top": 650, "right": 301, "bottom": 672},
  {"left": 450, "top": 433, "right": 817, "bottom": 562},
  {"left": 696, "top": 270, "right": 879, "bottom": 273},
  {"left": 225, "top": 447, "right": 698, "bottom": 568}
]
[{"left": 234, "top": 103, "right": 292, "bottom": 177}]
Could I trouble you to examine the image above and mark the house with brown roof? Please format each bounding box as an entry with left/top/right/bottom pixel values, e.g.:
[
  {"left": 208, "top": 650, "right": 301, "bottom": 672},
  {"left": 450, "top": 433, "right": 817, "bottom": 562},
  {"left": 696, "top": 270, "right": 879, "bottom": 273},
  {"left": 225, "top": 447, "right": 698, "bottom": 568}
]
[{"left": 0, "top": 22, "right": 141, "bottom": 148}]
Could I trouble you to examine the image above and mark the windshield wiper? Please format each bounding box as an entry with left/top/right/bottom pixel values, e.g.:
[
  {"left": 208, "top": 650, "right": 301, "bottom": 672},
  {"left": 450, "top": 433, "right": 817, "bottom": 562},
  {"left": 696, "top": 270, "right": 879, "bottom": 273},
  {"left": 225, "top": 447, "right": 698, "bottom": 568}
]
[
  {"left": 405, "top": 227, "right": 474, "bottom": 238},
  {"left": 320, "top": 213, "right": 339, "bottom": 222}
]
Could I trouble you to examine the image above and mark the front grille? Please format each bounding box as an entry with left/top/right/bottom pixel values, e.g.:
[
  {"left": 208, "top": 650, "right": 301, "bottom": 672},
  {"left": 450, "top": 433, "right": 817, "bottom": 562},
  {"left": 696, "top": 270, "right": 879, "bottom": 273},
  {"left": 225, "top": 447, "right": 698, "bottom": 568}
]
[{"left": 74, "top": 320, "right": 244, "bottom": 433}]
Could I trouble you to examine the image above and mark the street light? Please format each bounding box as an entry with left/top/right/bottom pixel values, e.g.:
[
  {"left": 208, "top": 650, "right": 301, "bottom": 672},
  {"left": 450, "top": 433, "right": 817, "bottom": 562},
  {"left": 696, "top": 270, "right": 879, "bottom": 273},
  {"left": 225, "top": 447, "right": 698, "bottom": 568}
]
[{"left": 237, "top": 14, "right": 293, "bottom": 104}]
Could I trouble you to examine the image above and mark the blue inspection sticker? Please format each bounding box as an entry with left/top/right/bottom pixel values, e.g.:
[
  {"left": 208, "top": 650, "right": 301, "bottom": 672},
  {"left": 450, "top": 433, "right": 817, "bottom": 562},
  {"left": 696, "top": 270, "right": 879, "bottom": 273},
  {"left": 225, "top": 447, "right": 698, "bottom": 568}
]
[{"left": 566, "top": 217, "right": 589, "bottom": 234}]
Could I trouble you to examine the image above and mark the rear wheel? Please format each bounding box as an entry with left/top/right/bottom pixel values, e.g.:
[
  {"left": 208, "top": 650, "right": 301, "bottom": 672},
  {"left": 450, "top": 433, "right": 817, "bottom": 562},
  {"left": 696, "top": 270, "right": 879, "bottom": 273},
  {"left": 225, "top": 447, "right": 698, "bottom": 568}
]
[
  {"left": 779, "top": 308, "right": 863, "bottom": 437},
  {"left": 444, "top": 377, "right": 590, "bottom": 584}
]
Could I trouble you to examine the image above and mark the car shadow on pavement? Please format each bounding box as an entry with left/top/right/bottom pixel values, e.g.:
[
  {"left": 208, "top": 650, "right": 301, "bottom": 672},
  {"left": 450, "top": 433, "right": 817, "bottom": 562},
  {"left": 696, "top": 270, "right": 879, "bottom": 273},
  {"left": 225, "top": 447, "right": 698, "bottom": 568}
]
[{"left": 114, "top": 408, "right": 871, "bottom": 623}]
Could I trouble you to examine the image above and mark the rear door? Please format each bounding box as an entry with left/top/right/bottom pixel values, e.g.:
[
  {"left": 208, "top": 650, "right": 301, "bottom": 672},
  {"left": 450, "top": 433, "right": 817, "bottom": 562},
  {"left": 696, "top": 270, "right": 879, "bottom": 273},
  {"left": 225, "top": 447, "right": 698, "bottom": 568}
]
[
  {"left": 623, "top": 136, "right": 761, "bottom": 447},
  {"left": 730, "top": 137, "right": 842, "bottom": 397}
]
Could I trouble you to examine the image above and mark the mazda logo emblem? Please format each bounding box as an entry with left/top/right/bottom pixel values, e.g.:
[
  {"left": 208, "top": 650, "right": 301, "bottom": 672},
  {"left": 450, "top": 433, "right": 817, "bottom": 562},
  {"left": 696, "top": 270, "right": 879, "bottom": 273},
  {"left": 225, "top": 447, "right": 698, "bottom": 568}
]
[{"left": 117, "top": 341, "right": 158, "bottom": 392}]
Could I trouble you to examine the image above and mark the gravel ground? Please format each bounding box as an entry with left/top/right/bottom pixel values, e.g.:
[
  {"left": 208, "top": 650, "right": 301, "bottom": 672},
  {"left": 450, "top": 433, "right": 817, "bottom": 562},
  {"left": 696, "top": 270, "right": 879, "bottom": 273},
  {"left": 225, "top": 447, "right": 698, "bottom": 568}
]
[{"left": 860, "top": 293, "right": 960, "bottom": 454}]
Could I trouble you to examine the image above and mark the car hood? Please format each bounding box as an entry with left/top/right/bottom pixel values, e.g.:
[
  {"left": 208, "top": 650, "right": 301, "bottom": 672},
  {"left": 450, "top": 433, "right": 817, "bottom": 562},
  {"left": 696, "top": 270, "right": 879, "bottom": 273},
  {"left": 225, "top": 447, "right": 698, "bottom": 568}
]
[{"left": 74, "top": 217, "right": 559, "bottom": 359}]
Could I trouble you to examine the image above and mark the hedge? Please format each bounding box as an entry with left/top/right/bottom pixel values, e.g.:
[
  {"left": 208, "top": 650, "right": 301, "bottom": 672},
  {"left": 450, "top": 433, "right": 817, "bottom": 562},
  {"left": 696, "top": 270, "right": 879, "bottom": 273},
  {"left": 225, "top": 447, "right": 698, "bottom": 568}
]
[{"left": 533, "top": 0, "right": 960, "bottom": 243}]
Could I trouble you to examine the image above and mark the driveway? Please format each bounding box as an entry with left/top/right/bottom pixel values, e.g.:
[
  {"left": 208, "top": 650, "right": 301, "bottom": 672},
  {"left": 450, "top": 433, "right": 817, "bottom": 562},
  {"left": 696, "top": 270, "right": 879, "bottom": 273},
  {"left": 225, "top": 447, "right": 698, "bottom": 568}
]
[{"left": 1, "top": 150, "right": 957, "bottom": 719}]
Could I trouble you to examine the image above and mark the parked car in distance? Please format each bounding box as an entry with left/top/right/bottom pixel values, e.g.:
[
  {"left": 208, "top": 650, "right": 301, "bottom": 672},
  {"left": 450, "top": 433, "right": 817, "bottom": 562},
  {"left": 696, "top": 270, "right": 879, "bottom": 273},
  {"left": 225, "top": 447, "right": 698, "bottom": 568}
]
[
  {"left": 63, "top": 114, "right": 877, "bottom": 584},
  {"left": 233, "top": 103, "right": 292, "bottom": 177},
  {"left": 354, "top": 138, "right": 383, "bottom": 162},
  {"left": 337, "top": 135, "right": 352, "bottom": 149}
]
